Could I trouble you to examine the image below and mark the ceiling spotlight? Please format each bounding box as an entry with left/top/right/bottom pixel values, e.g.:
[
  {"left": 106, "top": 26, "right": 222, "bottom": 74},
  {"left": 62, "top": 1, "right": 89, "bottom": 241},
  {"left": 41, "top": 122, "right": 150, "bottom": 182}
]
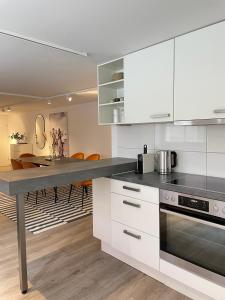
[
  {"left": 6, "top": 107, "right": 11, "bottom": 112},
  {"left": 1, "top": 107, "right": 5, "bottom": 112},
  {"left": 47, "top": 99, "right": 52, "bottom": 105},
  {"left": 67, "top": 95, "right": 72, "bottom": 102}
]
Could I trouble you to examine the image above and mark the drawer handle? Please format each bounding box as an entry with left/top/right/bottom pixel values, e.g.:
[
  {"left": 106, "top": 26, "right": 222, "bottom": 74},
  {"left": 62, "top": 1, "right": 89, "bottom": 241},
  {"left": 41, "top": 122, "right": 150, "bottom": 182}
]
[
  {"left": 123, "top": 200, "right": 141, "bottom": 208},
  {"left": 213, "top": 109, "right": 225, "bottom": 114},
  {"left": 123, "top": 185, "right": 140, "bottom": 192},
  {"left": 150, "top": 113, "right": 170, "bottom": 119},
  {"left": 123, "top": 229, "right": 141, "bottom": 240}
]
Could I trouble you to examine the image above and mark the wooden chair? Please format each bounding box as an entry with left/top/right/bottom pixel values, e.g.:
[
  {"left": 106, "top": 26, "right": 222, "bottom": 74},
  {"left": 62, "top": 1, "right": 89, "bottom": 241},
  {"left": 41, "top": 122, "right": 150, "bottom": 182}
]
[
  {"left": 68, "top": 153, "right": 100, "bottom": 206},
  {"left": 19, "top": 153, "right": 36, "bottom": 158},
  {"left": 71, "top": 152, "right": 84, "bottom": 160},
  {"left": 11, "top": 159, "right": 23, "bottom": 170}
]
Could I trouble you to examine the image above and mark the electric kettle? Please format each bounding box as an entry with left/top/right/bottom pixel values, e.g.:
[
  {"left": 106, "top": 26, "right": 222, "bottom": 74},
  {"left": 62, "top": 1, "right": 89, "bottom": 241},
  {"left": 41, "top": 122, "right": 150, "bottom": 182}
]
[{"left": 155, "top": 150, "right": 177, "bottom": 174}]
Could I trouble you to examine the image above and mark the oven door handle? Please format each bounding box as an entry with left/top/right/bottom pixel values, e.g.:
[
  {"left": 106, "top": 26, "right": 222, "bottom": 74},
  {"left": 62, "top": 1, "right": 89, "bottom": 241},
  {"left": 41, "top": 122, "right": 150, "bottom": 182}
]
[{"left": 160, "top": 208, "right": 225, "bottom": 231}]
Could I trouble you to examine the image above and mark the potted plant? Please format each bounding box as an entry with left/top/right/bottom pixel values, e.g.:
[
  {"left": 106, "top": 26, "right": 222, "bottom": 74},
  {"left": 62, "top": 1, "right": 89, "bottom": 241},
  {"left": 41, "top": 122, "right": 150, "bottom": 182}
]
[{"left": 10, "top": 132, "right": 25, "bottom": 144}]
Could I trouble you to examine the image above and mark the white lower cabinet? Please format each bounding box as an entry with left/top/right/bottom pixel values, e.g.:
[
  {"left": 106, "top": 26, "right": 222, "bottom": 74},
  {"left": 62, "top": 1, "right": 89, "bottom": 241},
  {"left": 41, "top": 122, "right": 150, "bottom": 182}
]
[
  {"left": 111, "top": 193, "right": 159, "bottom": 237},
  {"left": 160, "top": 259, "right": 225, "bottom": 300},
  {"left": 112, "top": 221, "right": 159, "bottom": 270},
  {"left": 111, "top": 179, "right": 159, "bottom": 204},
  {"left": 93, "top": 178, "right": 159, "bottom": 269},
  {"left": 93, "top": 178, "right": 112, "bottom": 244}
]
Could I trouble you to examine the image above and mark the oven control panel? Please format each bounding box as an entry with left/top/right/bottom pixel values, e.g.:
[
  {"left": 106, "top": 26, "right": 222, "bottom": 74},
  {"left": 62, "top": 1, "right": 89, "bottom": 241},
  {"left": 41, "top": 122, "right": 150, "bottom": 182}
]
[
  {"left": 178, "top": 196, "right": 209, "bottom": 212},
  {"left": 160, "top": 189, "right": 225, "bottom": 218}
]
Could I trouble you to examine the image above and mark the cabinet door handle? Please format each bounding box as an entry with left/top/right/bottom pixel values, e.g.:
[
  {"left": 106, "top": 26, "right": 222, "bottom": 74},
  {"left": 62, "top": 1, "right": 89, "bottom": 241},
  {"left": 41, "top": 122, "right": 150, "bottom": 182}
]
[
  {"left": 150, "top": 113, "right": 170, "bottom": 119},
  {"left": 123, "top": 229, "right": 141, "bottom": 240},
  {"left": 213, "top": 109, "right": 225, "bottom": 114},
  {"left": 123, "top": 200, "right": 141, "bottom": 208},
  {"left": 123, "top": 185, "right": 140, "bottom": 192}
]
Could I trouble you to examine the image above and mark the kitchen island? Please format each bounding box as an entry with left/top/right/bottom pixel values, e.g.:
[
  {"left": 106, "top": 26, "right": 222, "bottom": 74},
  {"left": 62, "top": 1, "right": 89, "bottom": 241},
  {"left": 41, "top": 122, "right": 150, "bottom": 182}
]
[{"left": 0, "top": 157, "right": 136, "bottom": 294}]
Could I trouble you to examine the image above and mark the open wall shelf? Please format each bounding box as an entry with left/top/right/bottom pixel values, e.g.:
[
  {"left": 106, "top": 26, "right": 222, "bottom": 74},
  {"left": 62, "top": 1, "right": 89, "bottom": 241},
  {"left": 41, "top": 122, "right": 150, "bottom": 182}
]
[{"left": 98, "top": 58, "right": 124, "bottom": 124}]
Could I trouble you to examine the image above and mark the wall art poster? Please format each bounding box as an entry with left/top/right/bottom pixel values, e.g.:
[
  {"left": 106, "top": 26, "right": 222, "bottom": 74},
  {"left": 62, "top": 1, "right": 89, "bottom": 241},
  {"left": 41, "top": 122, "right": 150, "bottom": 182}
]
[{"left": 49, "top": 112, "right": 69, "bottom": 157}]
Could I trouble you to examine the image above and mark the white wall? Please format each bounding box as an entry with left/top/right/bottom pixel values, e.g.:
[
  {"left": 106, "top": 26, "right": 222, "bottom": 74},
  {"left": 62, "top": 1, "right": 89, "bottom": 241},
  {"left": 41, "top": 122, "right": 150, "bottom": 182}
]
[
  {"left": 8, "top": 101, "right": 112, "bottom": 159},
  {"left": 112, "top": 123, "right": 225, "bottom": 178},
  {"left": 0, "top": 115, "right": 10, "bottom": 166}
]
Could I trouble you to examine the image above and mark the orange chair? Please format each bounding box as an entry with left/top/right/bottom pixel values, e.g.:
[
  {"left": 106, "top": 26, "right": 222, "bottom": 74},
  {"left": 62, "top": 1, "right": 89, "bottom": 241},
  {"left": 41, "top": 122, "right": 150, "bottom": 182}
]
[
  {"left": 19, "top": 153, "right": 36, "bottom": 158},
  {"left": 68, "top": 153, "right": 100, "bottom": 206},
  {"left": 11, "top": 159, "right": 23, "bottom": 170},
  {"left": 21, "top": 161, "right": 37, "bottom": 169},
  {"left": 71, "top": 152, "right": 84, "bottom": 160},
  {"left": 54, "top": 152, "right": 85, "bottom": 203}
]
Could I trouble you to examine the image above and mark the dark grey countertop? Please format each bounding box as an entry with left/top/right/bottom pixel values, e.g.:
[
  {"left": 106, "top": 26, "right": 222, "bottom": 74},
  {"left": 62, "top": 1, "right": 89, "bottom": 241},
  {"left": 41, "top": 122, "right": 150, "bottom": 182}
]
[
  {"left": 111, "top": 171, "right": 225, "bottom": 202},
  {"left": 0, "top": 157, "right": 136, "bottom": 196}
]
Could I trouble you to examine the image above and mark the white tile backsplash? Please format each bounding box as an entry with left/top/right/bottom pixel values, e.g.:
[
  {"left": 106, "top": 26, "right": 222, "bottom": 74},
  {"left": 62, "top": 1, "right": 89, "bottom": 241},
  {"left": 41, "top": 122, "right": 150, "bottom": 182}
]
[
  {"left": 207, "top": 153, "right": 225, "bottom": 177},
  {"left": 207, "top": 125, "right": 225, "bottom": 153},
  {"left": 155, "top": 124, "right": 206, "bottom": 152},
  {"left": 116, "top": 124, "right": 155, "bottom": 150},
  {"left": 174, "top": 151, "right": 206, "bottom": 175},
  {"left": 112, "top": 123, "right": 225, "bottom": 178},
  {"left": 117, "top": 147, "right": 143, "bottom": 159}
]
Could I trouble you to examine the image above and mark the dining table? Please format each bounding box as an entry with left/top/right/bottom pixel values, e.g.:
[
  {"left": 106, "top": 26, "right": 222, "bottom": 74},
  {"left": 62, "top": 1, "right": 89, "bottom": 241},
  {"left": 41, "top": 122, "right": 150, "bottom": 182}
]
[{"left": 19, "top": 155, "right": 80, "bottom": 166}]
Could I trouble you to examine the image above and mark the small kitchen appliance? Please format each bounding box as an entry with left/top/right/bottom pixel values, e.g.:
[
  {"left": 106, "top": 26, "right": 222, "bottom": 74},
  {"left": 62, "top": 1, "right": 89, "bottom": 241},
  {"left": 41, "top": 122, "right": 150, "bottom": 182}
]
[
  {"left": 137, "top": 145, "right": 154, "bottom": 174},
  {"left": 155, "top": 150, "right": 177, "bottom": 174}
]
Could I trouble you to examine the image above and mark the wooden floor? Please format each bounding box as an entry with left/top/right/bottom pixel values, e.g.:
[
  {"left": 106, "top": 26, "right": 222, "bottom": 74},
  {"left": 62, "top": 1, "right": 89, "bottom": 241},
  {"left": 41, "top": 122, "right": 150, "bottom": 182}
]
[{"left": 0, "top": 214, "right": 190, "bottom": 300}]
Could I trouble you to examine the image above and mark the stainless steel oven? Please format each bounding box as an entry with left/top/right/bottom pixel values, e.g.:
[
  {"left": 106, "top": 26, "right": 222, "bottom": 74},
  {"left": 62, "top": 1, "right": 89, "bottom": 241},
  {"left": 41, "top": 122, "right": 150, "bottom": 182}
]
[{"left": 160, "top": 190, "right": 225, "bottom": 286}]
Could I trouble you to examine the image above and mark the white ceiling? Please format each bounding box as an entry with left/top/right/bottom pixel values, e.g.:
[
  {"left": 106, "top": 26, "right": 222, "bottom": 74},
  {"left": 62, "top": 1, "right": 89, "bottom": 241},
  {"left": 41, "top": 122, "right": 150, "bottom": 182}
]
[
  {"left": 1, "top": 0, "right": 225, "bottom": 60},
  {"left": 0, "top": 0, "right": 225, "bottom": 110},
  {"left": 0, "top": 34, "right": 97, "bottom": 97}
]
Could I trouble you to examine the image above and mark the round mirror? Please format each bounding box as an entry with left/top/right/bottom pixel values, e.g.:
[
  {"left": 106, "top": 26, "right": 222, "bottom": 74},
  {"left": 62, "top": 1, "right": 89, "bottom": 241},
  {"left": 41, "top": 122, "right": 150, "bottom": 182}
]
[{"left": 35, "top": 114, "right": 46, "bottom": 149}]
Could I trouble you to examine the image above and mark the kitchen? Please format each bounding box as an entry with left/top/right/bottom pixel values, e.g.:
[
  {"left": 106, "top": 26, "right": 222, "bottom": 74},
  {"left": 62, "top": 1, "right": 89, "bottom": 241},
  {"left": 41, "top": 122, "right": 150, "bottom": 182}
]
[
  {"left": 95, "top": 18, "right": 225, "bottom": 300},
  {"left": 1, "top": 1, "right": 225, "bottom": 300}
]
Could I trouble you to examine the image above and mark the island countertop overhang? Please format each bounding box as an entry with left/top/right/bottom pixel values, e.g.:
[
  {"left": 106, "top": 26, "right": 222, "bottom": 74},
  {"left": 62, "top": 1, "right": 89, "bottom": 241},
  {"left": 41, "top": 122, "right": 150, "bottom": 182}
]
[{"left": 0, "top": 157, "right": 136, "bottom": 196}]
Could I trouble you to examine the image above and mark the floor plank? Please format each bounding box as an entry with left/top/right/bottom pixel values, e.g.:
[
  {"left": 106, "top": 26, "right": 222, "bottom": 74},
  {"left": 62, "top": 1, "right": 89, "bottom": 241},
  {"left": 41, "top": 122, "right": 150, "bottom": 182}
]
[{"left": 0, "top": 214, "right": 190, "bottom": 300}]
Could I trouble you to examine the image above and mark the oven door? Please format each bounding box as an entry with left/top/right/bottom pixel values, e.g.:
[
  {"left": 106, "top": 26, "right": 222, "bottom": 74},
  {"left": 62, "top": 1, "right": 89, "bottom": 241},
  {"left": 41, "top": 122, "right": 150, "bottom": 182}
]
[{"left": 160, "top": 204, "right": 225, "bottom": 285}]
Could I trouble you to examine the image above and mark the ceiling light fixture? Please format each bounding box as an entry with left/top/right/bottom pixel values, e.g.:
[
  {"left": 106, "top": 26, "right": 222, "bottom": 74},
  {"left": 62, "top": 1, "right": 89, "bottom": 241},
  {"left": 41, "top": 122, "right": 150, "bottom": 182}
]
[
  {"left": 47, "top": 99, "right": 52, "bottom": 105},
  {"left": 0, "top": 30, "right": 87, "bottom": 57},
  {"left": 75, "top": 88, "right": 98, "bottom": 96},
  {"left": 6, "top": 107, "right": 11, "bottom": 112},
  {"left": 1, "top": 107, "right": 5, "bottom": 112},
  {"left": 67, "top": 95, "right": 72, "bottom": 102}
]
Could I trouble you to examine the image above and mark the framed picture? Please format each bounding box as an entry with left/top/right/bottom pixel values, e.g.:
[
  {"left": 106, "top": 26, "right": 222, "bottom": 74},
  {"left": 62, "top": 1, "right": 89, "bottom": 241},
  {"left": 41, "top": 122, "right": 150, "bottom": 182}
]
[{"left": 49, "top": 112, "right": 69, "bottom": 157}]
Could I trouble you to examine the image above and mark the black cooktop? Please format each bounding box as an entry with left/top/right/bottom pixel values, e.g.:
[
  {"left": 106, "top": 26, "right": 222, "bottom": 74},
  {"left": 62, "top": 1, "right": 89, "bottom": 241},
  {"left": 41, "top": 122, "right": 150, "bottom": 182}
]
[{"left": 167, "top": 174, "right": 225, "bottom": 195}]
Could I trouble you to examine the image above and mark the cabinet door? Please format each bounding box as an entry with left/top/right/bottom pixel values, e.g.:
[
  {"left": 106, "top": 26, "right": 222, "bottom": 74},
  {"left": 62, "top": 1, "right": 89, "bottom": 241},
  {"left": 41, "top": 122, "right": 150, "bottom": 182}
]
[
  {"left": 175, "top": 21, "right": 225, "bottom": 121},
  {"left": 124, "top": 40, "right": 174, "bottom": 123},
  {"left": 111, "top": 193, "right": 159, "bottom": 237},
  {"left": 112, "top": 221, "right": 159, "bottom": 270},
  {"left": 92, "top": 178, "right": 112, "bottom": 244}
]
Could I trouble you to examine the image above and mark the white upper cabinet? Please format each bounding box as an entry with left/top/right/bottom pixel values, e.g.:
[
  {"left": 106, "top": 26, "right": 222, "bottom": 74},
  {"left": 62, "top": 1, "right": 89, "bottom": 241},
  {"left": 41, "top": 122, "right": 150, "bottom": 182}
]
[
  {"left": 175, "top": 21, "right": 225, "bottom": 121},
  {"left": 124, "top": 40, "right": 174, "bottom": 124}
]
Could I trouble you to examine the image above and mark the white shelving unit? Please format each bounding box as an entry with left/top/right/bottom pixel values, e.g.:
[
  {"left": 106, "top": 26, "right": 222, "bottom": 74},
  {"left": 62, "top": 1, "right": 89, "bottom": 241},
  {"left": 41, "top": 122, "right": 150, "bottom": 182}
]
[{"left": 98, "top": 58, "right": 124, "bottom": 124}]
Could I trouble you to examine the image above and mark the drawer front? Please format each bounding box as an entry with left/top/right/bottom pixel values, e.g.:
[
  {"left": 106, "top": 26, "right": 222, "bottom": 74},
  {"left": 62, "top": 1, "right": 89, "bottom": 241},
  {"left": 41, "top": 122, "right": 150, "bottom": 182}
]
[
  {"left": 112, "top": 221, "right": 159, "bottom": 270},
  {"left": 111, "top": 179, "right": 159, "bottom": 204},
  {"left": 111, "top": 193, "right": 159, "bottom": 237}
]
